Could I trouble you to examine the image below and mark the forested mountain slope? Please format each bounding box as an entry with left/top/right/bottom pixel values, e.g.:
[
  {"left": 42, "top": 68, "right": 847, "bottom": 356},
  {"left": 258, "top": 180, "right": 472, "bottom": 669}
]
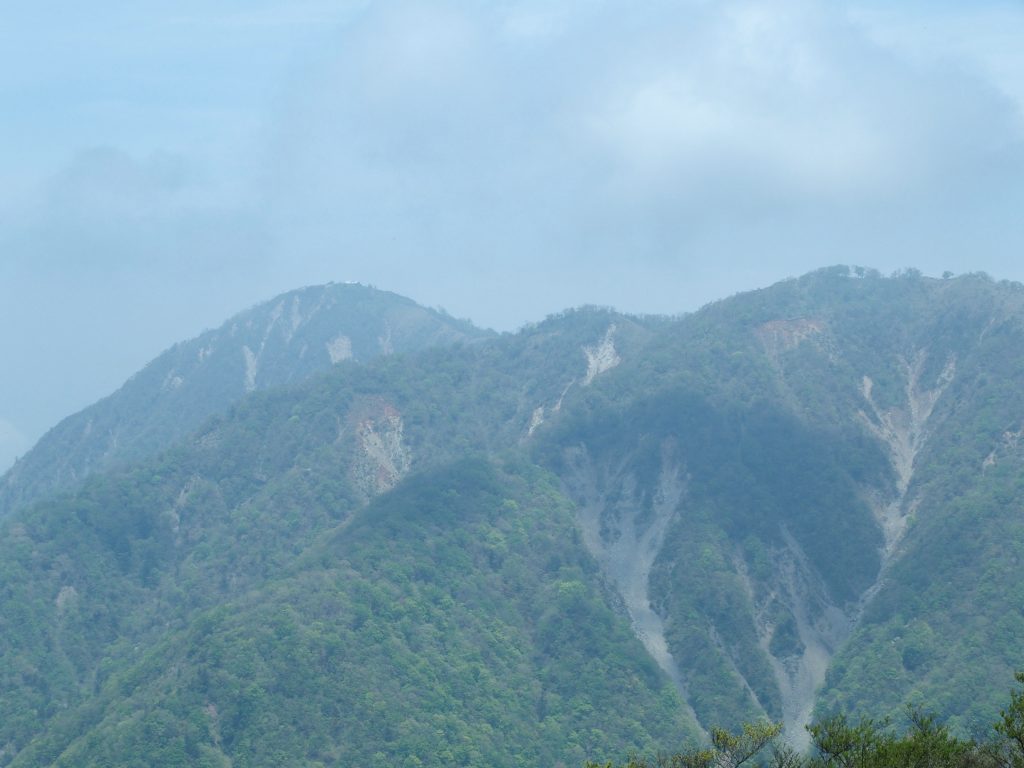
[
  {"left": 538, "top": 267, "right": 1024, "bottom": 747},
  {"left": 0, "top": 283, "right": 489, "bottom": 517},
  {"left": 0, "top": 308, "right": 671, "bottom": 766},
  {"left": 3, "top": 267, "right": 1024, "bottom": 765}
]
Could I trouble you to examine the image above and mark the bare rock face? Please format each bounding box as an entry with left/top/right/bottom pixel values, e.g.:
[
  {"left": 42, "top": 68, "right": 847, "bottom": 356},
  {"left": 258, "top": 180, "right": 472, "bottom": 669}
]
[
  {"left": 326, "top": 335, "right": 353, "bottom": 364},
  {"left": 352, "top": 403, "right": 412, "bottom": 498},
  {"left": 858, "top": 351, "right": 955, "bottom": 559},
  {"left": 735, "top": 532, "right": 854, "bottom": 750},
  {"left": 526, "top": 406, "right": 545, "bottom": 437},
  {"left": 583, "top": 325, "right": 621, "bottom": 385},
  {"left": 562, "top": 439, "right": 703, "bottom": 731},
  {"left": 756, "top": 318, "right": 827, "bottom": 358}
]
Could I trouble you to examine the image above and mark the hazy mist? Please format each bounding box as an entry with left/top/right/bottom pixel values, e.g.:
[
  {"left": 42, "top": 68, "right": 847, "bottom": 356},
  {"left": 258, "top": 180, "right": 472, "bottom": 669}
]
[{"left": 2, "top": 0, "right": 1023, "bottom": 470}]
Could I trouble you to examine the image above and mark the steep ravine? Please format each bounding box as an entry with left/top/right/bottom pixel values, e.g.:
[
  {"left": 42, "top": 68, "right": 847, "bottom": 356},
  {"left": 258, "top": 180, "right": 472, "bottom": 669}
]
[
  {"left": 562, "top": 442, "right": 703, "bottom": 731},
  {"left": 553, "top": 346, "right": 958, "bottom": 747},
  {"left": 736, "top": 533, "right": 853, "bottom": 750},
  {"left": 858, "top": 351, "right": 955, "bottom": 562},
  {"left": 762, "top": 348, "right": 955, "bottom": 742},
  {"left": 703, "top": 347, "right": 958, "bottom": 746}
]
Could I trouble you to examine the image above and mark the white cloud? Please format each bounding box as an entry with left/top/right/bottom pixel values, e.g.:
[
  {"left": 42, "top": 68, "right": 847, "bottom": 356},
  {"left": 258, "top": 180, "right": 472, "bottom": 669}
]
[
  {"left": 2, "top": 0, "right": 1024, "bottom": 449},
  {"left": 4, "top": 146, "right": 272, "bottom": 274},
  {"left": 849, "top": 2, "right": 1024, "bottom": 123},
  {"left": 583, "top": 0, "right": 1021, "bottom": 199},
  {"left": 259, "top": 0, "right": 1024, "bottom": 331}
]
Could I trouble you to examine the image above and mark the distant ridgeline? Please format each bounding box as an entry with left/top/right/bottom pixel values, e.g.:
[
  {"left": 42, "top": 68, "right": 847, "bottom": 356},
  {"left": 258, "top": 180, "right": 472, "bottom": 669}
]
[
  {"left": 0, "top": 282, "right": 491, "bottom": 517},
  {"left": 2, "top": 266, "right": 1024, "bottom": 767}
]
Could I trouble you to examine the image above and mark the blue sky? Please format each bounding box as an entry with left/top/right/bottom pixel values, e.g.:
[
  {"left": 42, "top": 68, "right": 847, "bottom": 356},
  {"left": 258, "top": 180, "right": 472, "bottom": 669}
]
[{"left": 2, "top": 0, "right": 1024, "bottom": 469}]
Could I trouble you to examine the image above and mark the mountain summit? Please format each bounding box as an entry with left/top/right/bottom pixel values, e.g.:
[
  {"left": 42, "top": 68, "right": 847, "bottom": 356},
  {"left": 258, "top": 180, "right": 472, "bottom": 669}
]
[{"left": 0, "top": 282, "right": 489, "bottom": 517}]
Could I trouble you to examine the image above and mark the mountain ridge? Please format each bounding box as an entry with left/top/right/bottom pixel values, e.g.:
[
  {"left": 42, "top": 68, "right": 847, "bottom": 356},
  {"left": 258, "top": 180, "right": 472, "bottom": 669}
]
[
  {"left": 0, "top": 282, "right": 492, "bottom": 518},
  {"left": 3, "top": 266, "right": 1024, "bottom": 765}
]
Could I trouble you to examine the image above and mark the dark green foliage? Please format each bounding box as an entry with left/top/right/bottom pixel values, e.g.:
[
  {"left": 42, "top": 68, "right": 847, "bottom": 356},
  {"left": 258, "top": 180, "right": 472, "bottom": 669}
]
[
  {"left": 585, "top": 720, "right": 783, "bottom": 768},
  {"left": 5, "top": 267, "right": 1024, "bottom": 765},
  {"left": 590, "top": 675, "right": 1024, "bottom": 767},
  {"left": 538, "top": 382, "right": 886, "bottom": 729},
  {"left": 818, "top": 301, "right": 1024, "bottom": 729},
  {"left": 993, "top": 672, "right": 1024, "bottom": 767},
  {"left": 8, "top": 461, "right": 694, "bottom": 767}
]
